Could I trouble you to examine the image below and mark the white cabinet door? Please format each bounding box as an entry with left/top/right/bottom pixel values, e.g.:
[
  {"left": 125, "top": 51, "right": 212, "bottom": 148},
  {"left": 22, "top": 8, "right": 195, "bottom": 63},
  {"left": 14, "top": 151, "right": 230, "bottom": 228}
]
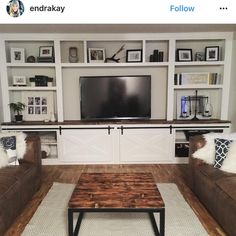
[
  {"left": 119, "top": 127, "right": 174, "bottom": 163},
  {"left": 59, "top": 128, "right": 114, "bottom": 163}
]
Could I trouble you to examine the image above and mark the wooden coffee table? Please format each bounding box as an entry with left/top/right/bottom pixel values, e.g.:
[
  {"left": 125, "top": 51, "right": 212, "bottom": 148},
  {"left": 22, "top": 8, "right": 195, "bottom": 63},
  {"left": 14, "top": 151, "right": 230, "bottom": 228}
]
[{"left": 68, "top": 173, "right": 165, "bottom": 236}]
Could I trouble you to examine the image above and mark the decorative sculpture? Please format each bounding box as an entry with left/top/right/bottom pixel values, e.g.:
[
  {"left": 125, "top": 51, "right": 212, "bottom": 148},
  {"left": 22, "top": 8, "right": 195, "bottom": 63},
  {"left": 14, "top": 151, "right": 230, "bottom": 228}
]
[{"left": 105, "top": 44, "right": 125, "bottom": 63}]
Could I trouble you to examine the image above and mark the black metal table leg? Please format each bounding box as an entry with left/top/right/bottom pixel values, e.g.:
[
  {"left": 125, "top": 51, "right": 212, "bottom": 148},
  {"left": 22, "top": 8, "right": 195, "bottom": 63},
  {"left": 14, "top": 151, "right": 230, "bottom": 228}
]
[
  {"left": 68, "top": 209, "right": 74, "bottom": 236},
  {"left": 68, "top": 210, "right": 84, "bottom": 236},
  {"left": 159, "top": 209, "right": 165, "bottom": 236},
  {"left": 74, "top": 212, "right": 84, "bottom": 236},
  {"left": 149, "top": 212, "right": 160, "bottom": 236}
]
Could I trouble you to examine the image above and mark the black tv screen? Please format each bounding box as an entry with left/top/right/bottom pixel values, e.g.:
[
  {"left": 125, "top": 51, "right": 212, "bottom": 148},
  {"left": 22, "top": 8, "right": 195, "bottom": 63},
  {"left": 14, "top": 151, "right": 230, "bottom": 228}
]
[{"left": 80, "top": 75, "right": 151, "bottom": 120}]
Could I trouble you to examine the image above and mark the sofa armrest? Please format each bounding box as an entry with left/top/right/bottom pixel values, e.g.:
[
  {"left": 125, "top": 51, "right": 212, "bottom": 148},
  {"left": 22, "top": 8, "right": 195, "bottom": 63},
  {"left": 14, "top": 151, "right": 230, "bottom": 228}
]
[
  {"left": 188, "top": 135, "right": 206, "bottom": 190},
  {"left": 19, "top": 135, "right": 42, "bottom": 166}
]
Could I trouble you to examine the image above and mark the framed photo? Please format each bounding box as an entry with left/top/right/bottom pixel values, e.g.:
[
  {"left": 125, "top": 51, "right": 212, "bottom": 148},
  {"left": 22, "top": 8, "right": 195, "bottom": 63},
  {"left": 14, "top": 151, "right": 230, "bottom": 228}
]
[
  {"left": 11, "top": 48, "right": 25, "bottom": 63},
  {"left": 126, "top": 49, "right": 142, "bottom": 62},
  {"left": 205, "top": 46, "right": 219, "bottom": 61},
  {"left": 88, "top": 48, "right": 105, "bottom": 63},
  {"left": 13, "top": 76, "right": 26, "bottom": 86},
  {"left": 176, "top": 49, "right": 193, "bottom": 62},
  {"left": 181, "top": 73, "right": 210, "bottom": 85},
  {"left": 39, "top": 46, "right": 54, "bottom": 58},
  {"left": 22, "top": 92, "right": 54, "bottom": 121}
]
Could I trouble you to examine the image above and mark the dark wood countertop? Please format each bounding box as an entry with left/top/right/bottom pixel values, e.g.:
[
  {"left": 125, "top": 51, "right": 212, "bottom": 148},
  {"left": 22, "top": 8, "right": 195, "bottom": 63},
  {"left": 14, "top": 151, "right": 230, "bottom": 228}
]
[{"left": 1, "top": 119, "right": 231, "bottom": 126}]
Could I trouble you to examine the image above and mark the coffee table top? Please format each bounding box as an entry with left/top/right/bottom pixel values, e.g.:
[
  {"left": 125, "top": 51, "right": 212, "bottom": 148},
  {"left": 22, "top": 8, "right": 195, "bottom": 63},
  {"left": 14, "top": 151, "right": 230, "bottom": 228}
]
[{"left": 68, "top": 173, "right": 164, "bottom": 209}]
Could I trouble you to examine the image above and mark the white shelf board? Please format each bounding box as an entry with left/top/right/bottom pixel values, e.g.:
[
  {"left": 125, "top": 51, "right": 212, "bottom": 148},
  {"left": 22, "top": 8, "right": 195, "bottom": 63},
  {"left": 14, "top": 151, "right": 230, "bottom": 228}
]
[
  {"left": 6, "top": 63, "right": 56, "bottom": 67},
  {"left": 174, "top": 61, "right": 224, "bottom": 66},
  {"left": 61, "top": 62, "right": 169, "bottom": 68},
  {"left": 8, "top": 86, "right": 57, "bottom": 91},
  {"left": 41, "top": 142, "right": 57, "bottom": 145},
  {"left": 174, "top": 84, "right": 223, "bottom": 89},
  {"left": 175, "top": 139, "right": 189, "bottom": 143}
]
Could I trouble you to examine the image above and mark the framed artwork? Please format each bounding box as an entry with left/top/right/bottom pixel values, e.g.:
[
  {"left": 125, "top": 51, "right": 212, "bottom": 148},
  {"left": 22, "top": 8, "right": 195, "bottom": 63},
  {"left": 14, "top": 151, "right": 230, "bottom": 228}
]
[
  {"left": 39, "top": 46, "right": 54, "bottom": 58},
  {"left": 205, "top": 46, "right": 219, "bottom": 61},
  {"left": 126, "top": 49, "right": 142, "bottom": 62},
  {"left": 13, "top": 76, "right": 26, "bottom": 86},
  {"left": 11, "top": 48, "right": 25, "bottom": 63},
  {"left": 88, "top": 48, "right": 105, "bottom": 63},
  {"left": 181, "top": 73, "right": 210, "bottom": 85},
  {"left": 176, "top": 49, "right": 193, "bottom": 62},
  {"left": 22, "top": 92, "right": 54, "bottom": 121}
]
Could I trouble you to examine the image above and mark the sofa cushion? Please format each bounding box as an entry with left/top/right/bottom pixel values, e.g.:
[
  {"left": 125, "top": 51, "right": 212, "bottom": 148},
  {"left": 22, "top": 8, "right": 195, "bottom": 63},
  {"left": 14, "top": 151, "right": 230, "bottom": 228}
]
[
  {"left": 0, "top": 164, "right": 40, "bottom": 236},
  {"left": 0, "top": 165, "right": 33, "bottom": 198},
  {"left": 0, "top": 175, "right": 19, "bottom": 193},
  {"left": 198, "top": 164, "right": 234, "bottom": 181},
  {"left": 216, "top": 177, "right": 236, "bottom": 201}
]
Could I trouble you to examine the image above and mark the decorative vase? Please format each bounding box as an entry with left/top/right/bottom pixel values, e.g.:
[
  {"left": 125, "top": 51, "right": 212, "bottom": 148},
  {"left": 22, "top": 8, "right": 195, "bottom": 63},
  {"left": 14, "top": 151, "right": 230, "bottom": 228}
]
[{"left": 50, "top": 113, "right": 56, "bottom": 122}]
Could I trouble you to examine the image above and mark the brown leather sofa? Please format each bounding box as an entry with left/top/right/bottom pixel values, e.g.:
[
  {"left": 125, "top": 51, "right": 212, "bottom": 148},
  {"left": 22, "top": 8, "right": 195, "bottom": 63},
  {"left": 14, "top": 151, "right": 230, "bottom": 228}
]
[
  {"left": 188, "top": 135, "right": 236, "bottom": 236},
  {"left": 0, "top": 135, "right": 42, "bottom": 236}
]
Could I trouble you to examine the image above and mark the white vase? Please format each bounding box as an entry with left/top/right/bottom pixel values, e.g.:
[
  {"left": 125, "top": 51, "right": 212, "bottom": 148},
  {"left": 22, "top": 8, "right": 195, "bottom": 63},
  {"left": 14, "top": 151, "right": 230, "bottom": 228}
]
[{"left": 50, "top": 113, "right": 56, "bottom": 122}]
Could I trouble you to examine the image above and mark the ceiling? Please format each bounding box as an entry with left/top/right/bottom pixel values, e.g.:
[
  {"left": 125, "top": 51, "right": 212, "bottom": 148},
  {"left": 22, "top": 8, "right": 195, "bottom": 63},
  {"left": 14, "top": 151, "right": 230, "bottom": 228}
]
[{"left": 0, "top": 24, "right": 236, "bottom": 33}]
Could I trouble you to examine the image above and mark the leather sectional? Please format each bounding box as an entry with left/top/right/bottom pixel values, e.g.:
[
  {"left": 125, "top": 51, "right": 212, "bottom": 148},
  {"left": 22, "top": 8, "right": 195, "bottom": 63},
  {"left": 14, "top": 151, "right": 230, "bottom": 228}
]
[
  {"left": 188, "top": 135, "right": 236, "bottom": 236},
  {"left": 0, "top": 135, "right": 42, "bottom": 235}
]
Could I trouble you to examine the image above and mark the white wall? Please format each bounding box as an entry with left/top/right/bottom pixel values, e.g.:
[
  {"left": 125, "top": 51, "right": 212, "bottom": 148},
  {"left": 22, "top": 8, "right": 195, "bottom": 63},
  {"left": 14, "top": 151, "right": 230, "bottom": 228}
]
[
  {"left": 228, "top": 32, "right": 236, "bottom": 132},
  {"left": 62, "top": 67, "right": 167, "bottom": 120}
]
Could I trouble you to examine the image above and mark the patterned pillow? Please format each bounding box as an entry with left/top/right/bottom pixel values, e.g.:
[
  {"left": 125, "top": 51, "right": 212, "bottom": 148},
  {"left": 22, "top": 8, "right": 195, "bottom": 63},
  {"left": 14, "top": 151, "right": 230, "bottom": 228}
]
[
  {"left": 0, "top": 136, "right": 17, "bottom": 164},
  {"left": 214, "top": 138, "right": 232, "bottom": 168}
]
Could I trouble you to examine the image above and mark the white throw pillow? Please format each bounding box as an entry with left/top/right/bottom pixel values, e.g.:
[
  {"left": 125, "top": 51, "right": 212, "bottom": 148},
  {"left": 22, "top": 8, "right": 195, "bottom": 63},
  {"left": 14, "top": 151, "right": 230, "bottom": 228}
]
[
  {"left": 192, "top": 132, "right": 236, "bottom": 164},
  {"left": 221, "top": 141, "right": 236, "bottom": 173}
]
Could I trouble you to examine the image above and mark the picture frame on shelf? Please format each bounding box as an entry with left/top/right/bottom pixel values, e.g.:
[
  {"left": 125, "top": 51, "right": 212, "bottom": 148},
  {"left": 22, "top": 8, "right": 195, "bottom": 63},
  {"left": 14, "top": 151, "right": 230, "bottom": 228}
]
[
  {"left": 22, "top": 92, "right": 54, "bottom": 121},
  {"left": 181, "top": 72, "right": 210, "bottom": 85},
  {"left": 10, "top": 48, "right": 25, "bottom": 63},
  {"left": 88, "top": 48, "right": 105, "bottom": 63},
  {"left": 126, "top": 49, "right": 142, "bottom": 62},
  {"left": 13, "top": 76, "right": 26, "bottom": 86},
  {"left": 176, "top": 49, "right": 192, "bottom": 62},
  {"left": 205, "top": 46, "right": 219, "bottom": 61},
  {"left": 39, "top": 46, "right": 54, "bottom": 58}
]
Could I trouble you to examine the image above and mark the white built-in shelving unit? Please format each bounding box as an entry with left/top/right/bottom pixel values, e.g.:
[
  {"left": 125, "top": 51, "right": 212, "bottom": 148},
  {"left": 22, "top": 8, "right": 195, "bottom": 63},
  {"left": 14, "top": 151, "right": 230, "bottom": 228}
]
[{"left": 0, "top": 32, "right": 234, "bottom": 164}]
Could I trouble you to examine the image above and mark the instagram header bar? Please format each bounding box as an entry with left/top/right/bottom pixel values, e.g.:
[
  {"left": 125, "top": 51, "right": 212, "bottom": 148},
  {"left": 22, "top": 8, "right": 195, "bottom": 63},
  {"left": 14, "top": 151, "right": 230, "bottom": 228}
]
[{"left": 0, "top": 0, "right": 235, "bottom": 23}]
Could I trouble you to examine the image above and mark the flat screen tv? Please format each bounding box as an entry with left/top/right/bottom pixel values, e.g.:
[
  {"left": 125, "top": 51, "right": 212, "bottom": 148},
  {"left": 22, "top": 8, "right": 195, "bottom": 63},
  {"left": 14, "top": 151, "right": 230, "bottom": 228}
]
[{"left": 80, "top": 75, "right": 151, "bottom": 120}]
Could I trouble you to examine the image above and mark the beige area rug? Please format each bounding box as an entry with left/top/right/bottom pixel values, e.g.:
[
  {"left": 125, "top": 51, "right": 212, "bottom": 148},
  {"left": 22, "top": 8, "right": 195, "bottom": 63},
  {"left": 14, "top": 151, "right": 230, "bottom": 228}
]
[{"left": 22, "top": 182, "right": 208, "bottom": 236}]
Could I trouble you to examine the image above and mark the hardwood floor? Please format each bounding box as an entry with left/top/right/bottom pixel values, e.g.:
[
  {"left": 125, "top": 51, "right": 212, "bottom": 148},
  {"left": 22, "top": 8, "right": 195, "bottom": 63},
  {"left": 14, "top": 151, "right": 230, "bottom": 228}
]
[{"left": 5, "top": 164, "right": 226, "bottom": 236}]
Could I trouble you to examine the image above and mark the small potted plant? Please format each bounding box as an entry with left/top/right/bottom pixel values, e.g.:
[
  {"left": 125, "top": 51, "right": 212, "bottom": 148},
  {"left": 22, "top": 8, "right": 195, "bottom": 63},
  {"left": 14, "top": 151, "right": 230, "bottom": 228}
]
[{"left": 9, "top": 102, "right": 26, "bottom": 122}]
